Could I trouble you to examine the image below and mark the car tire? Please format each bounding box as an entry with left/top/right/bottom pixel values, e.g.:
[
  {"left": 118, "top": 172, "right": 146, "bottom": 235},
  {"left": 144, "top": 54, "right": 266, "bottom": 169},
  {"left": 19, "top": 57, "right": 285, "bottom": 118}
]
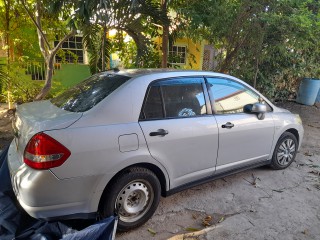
[
  {"left": 270, "top": 132, "right": 298, "bottom": 170},
  {"left": 101, "top": 167, "right": 161, "bottom": 232}
]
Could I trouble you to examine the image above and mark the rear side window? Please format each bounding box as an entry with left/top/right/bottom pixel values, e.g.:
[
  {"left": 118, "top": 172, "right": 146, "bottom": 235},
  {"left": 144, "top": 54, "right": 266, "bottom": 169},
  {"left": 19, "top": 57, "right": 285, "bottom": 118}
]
[
  {"left": 140, "top": 77, "right": 207, "bottom": 120},
  {"left": 142, "top": 86, "right": 164, "bottom": 119},
  {"left": 51, "top": 73, "right": 131, "bottom": 112}
]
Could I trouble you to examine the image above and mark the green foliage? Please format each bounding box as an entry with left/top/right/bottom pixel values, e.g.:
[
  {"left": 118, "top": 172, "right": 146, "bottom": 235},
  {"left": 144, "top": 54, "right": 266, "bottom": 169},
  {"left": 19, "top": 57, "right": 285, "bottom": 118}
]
[
  {"left": 56, "top": 49, "right": 80, "bottom": 64},
  {"left": 229, "top": 0, "right": 320, "bottom": 100},
  {"left": 0, "top": 0, "right": 40, "bottom": 59},
  {"left": 175, "top": 0, "right": 320, "bottom": 100},
  {"left": 0, "top": 60, "right": 66, "bottom": 103},
  {"left": 45, "top": 81, "right": 66, "bottom": 100},
  {"left": 81, "top": 0, "right": 169, "bottom": 72},
  {"left": 0, "top": 65, "right": 8, "bottom": 101},
  {"left": 82, "top": 24, "right": 111, "bottom": 74},
  {"left": 115, "top": 39, "right": 161, "bottom": 68},
  {"left": 0, "top": 62, "right": 42, "bottom": 103}
]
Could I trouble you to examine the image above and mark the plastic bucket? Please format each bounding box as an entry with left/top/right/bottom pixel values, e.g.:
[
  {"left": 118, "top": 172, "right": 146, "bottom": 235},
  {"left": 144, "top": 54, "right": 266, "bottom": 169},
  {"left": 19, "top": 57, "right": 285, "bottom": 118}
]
[{"left": 296, "top": 78, "right": 320, "bottom": 106}]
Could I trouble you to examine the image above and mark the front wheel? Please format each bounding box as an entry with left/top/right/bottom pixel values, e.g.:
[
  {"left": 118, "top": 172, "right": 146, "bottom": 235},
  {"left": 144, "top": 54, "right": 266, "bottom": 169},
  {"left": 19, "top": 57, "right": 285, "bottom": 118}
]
[
  {"left": 270, "top": 132, "right": 298, "bottom": 170},
  {"left": 101, "top": 167, "right": 161, "bottom": 232}
]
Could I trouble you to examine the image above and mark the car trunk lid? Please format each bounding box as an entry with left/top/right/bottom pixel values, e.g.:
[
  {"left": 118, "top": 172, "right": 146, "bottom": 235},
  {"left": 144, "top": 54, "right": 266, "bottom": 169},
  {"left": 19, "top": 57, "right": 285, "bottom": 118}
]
[{"left": 12, "top": 100, "right": 82, "bottom": 163}]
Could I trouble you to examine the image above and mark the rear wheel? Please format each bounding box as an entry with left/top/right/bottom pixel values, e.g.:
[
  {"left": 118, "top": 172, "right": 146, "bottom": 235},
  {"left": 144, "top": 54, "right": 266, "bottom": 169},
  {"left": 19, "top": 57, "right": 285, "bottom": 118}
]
[
  {"left": 270, "top": 132, "right": 298, "bottom": 170},
  {"left": 101, "top": 167, "right": 161, "bottom": 232}
]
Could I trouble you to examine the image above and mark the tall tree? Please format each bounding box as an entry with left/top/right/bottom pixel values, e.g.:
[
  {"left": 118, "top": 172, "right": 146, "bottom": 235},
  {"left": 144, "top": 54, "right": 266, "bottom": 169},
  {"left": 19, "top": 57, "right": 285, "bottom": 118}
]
[
  {"left": 0, "top": 0, "right": 38, "bottom": 106},
  {"left": 83, "top": 0, "right": 168, "bottom": 73},
  {"left": 174, "top": 0, "right": 320, "bottom": 99},
  {"left": 161, "top": 0, "right": 169, "bottom": 68},
  {"left": 1, "top": 0, "right": 13, "bottom": 107},
  {"left": 21, "top": 0, "right": 77, "bottom": 100}
]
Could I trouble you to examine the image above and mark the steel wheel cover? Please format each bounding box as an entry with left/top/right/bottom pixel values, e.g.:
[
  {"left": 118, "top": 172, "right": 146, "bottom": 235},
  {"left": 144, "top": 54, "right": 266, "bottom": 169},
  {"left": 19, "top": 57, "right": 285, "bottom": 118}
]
[
  {"left": 115, "top": 179, "right": 154, "bottom": 223},
  {"left": 276, "top": 138, "right": 296, "bottom": 166}
]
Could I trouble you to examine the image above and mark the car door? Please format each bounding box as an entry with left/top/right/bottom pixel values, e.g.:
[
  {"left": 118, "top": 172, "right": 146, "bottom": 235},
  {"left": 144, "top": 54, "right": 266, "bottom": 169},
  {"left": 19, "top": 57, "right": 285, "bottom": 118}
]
[
  {"left": 139, "top": 77, "right": 219, "bottom": 188},
  {"left": 206, "top": 77, "right": 275, "bottom": 173}
]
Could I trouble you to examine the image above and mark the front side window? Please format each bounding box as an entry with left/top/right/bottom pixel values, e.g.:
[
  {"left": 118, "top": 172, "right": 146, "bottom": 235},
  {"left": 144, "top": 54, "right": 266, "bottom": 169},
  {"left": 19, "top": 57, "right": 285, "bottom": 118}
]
[
  {"left": 206, "top": 78, "right": 260, "bottom": 114},
  {"left": 51, "top": 73, "right": 131, "bottom": 112},
  {"left": 140, "top": 77, "right": 207, "bottom": 120}
]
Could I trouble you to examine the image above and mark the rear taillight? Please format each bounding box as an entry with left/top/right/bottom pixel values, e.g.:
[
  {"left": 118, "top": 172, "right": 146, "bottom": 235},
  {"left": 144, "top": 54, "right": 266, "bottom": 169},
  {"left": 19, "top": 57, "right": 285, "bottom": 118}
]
[{"left": 24, "top": 132, "right": 71, "bottom": 170}]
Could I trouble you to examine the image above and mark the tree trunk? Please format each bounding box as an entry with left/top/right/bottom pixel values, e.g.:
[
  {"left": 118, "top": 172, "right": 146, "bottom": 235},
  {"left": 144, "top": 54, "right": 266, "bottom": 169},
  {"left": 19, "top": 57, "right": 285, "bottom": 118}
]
[
  {"left": 4, "top": 0, "right": 10, "bottom": 62},
  {"left": 22, "top": 0, "right": 76, "bottom": 100},
  {"left": 101, "top": 24, "right": 107, "bottom": 71},
  {"left": 161, "top": 0, "right": 169, "bottom": 68},
  {"left": 35, "top": 0, "right": 48, "bottom": 58},
  {"left": 253, "top": 58, "right": 259, "bottom": 88},
  {"left": 35, "top": 55, "right": 54, "bottom": 100},
  {"left": 35, "top": 30, "right": 75, "bottom": 100},
  {"left": 219, "top": 45, "right": 240, "bottom": 73},
  {"left": 162, "top": 24, "right": 169, "bottom": 68},
  {"left": 4, "top": 0, "right": 13, "bottom": 108}
]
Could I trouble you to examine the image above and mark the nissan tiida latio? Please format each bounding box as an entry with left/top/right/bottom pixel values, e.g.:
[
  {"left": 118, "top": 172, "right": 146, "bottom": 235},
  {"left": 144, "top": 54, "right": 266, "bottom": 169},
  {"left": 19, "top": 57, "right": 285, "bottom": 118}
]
[{"left": 8, "top": 69, "right": 303, "bottom": 231}]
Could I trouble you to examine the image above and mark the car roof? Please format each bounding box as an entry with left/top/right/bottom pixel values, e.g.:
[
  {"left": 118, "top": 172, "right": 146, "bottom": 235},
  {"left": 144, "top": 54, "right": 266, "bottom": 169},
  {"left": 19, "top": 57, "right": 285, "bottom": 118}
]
[{"left": 103, "top": 68, "right": 227, "bottom": 78}]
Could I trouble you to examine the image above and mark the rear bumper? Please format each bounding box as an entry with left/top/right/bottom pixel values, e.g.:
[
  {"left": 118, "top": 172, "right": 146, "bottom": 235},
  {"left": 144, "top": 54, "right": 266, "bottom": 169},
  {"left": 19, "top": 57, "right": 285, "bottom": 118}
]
[
  {"left": 18, "top": 197, "right": 97, "bottom": 220},
  {"left": 7, "top": 141, "right": 101, "bottom": 219}
]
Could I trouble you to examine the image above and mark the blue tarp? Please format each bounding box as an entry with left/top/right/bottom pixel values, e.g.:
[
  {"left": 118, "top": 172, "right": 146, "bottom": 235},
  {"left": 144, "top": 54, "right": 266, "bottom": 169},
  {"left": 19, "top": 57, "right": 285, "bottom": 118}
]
[{"left": 0, "top": 147, "right": 117, "bottom": 240}]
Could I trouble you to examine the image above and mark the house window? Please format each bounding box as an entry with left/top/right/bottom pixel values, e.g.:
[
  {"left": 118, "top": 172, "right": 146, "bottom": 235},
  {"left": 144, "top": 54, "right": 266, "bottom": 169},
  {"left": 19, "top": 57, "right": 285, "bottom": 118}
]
[
  {"left": 169, "top": 45, "right": 186, "bottom": 64},
  {"left": 55, "top": 36, "right": 84, "bottom": 64}
]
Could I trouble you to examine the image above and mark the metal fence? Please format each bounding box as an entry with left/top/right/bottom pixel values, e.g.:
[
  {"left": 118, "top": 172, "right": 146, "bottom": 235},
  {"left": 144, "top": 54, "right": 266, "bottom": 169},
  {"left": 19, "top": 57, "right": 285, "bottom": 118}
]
[{"left": 23, "top": 60, "right": 46, "bottom": 80}]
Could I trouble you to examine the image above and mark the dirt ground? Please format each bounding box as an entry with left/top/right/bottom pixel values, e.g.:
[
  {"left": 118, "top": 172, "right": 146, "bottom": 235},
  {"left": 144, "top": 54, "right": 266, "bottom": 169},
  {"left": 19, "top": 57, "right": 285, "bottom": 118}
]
[{"left": 0, "top": 102, "right": 319, "bottom": 240}]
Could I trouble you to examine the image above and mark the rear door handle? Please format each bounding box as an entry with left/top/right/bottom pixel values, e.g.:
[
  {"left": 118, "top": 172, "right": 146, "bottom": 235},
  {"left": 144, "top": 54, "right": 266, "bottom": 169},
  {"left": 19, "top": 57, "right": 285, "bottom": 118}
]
[
  {"left": 222, "top": 122, "right": 234, "bottom": 129},
  {"left": 149, "top": 129, "right": 169, "bottom": 137}
]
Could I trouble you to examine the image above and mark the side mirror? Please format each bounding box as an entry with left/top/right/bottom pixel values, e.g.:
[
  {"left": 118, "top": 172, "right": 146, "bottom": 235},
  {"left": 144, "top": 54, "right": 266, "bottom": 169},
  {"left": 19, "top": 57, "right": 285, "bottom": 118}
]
[
  {"left": 252, "top": 103, "right": 267, "bottom": 120},
  {"left": 243, "top": 103, "right": 267, "bottom": 120},
  {"left": 251, "top": 103, "right": 267, "bottom": 113}
]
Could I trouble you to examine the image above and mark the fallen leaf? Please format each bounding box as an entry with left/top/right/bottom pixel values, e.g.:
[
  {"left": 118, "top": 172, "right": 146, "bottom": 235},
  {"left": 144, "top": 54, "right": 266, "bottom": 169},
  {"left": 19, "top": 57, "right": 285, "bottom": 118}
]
[
  {"left": 308, "top": 164, "right": 320, "bottom": 168},
  {"left": 202, "top": 215, "right": 212, "bottom": 227},
  {"left": 202, "top": 221, "right": 210, "bottom": 227},
  {"left": 185, "top": 227, "right": 200, "bottom": 232},
  {"left": 302, "top": 229, "right": 308, "bottom": 235},
  {"left": 307, "top": 187, "right": 311, "bottom": 191},
  {"left": 308, "top": 170, "right": 320, "bottom": 176},
  {"left": 307, "top": 124, "right": 320, "bottom": 129},
  {"left": 148, "top": 228, "right": 157, "bottom": 236},
  {"left": 192, "top": 214, "right": 197, "bottom": 219},
  {"left": 272, "top": 189, "right": 284, "bottom": 193},
  {"left": 218, "top": 216, "right": 225, "bottom": 223},
  {"left": 243, "top": 177, "right": 258, "bottom": 187},
  {"left": 304, "top": 152, "right": 313, "bottom": 156}
]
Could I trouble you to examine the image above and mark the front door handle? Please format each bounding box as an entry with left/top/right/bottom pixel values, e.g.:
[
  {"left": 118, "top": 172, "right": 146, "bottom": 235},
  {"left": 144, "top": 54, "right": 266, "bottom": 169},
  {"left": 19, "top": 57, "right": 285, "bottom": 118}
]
[
  {"left": 149, "top": 129, "right": 169, "bottom": 137},
  {"left": 222, "top": 122, "right": 234, "bottom": 129}
]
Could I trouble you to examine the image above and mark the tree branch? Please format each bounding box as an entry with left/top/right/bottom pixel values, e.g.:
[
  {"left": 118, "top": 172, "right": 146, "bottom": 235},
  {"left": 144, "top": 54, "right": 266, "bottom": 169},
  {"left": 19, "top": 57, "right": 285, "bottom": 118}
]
[
  {"left": 21, "top": 0, "right": 50, "bottom": 56},
  {"left": 35, "top": 0, "right": 48, "bottom": 58}
]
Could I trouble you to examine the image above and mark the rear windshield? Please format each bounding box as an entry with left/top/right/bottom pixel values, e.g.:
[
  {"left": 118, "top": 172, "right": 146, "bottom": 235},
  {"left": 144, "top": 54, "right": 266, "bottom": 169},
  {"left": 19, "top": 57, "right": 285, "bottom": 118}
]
[{"left": 51, "top": 73, "right": 131, "bottom": 112}]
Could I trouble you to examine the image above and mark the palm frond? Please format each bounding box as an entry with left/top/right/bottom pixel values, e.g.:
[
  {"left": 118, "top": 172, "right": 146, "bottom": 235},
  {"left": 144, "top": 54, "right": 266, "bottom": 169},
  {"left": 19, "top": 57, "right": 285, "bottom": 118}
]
[{"left": 83, "top": 24, "right": 111, "bottom": 74}]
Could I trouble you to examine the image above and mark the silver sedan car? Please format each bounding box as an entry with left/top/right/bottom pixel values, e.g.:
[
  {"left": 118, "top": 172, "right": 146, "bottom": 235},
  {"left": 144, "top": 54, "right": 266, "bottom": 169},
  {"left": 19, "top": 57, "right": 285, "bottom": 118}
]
[{"left": 8, "top": 69, "right": 303, "bottom": 231}]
